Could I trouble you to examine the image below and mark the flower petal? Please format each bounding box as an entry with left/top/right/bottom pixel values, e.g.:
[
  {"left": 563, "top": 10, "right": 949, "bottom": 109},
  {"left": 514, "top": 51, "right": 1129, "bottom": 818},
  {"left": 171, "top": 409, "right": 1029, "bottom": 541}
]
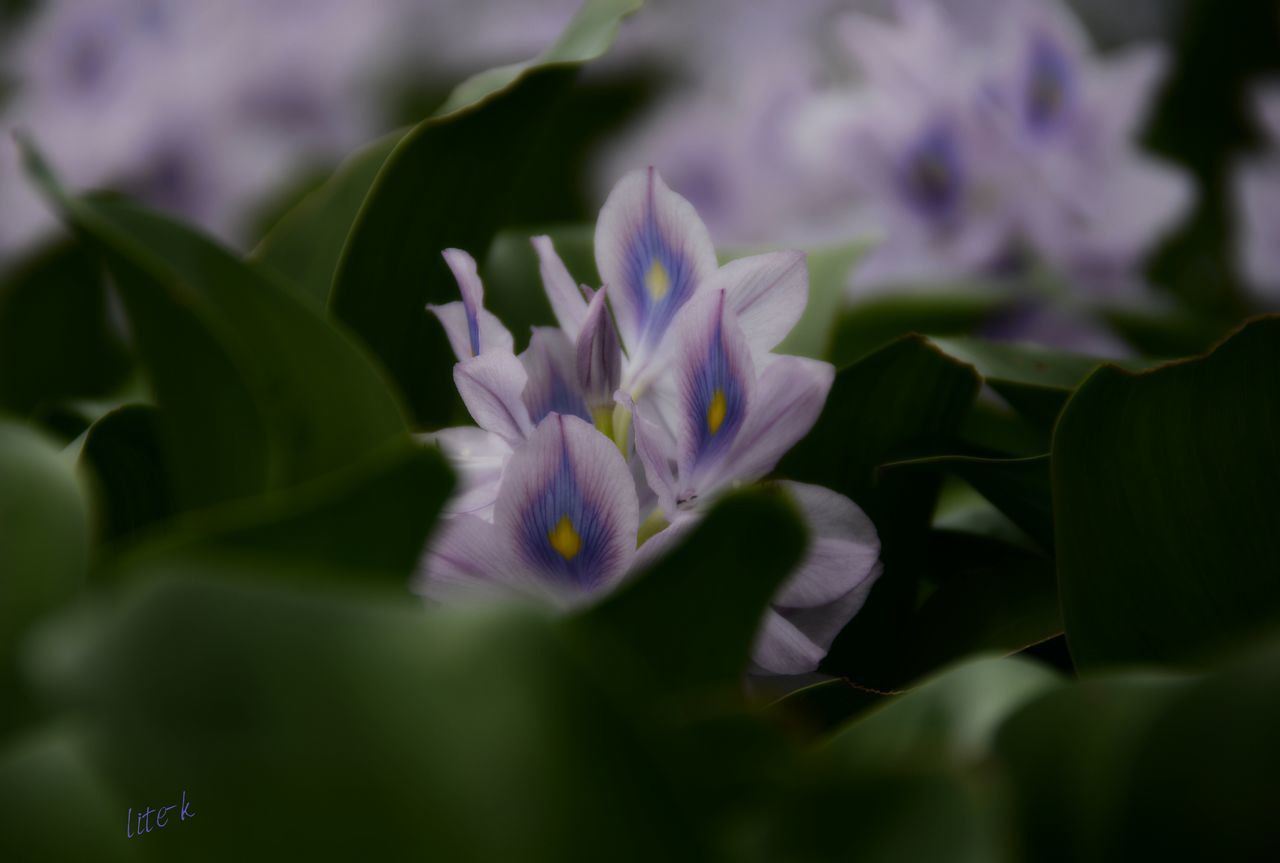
[
  {"left": 670, "top": 290, "right": 756, "bottom": 494},
  {"left": 521, "top": 327, "right": 591, "bottom": 425},
  {"left": 531, "top": 235, "right": 589, "bottom": 340},
  {"left": 629, "top": 394, "right": 680, "bottom": 518},
  {"left": 576, "top": 286, "right": 623, "bottom": 410},
  {"left": 495, "top": 414, "right": 639, "bottom": 594},
  {"left": 427, "top": 301, "right": 515, "bottom": 363},
  {"left": 453, "top": 351, "right": 534, "bottom": 445},
  {"left": 717, "top": 355, "right": 834, "bottom": 487},
  {"left": 704, "top": 250, "right": 808, "bottom": 358},
  {"left": 594, "top": 167, "right": 718, "bottom": 356},
  {"left": 751, "top": 609, "right": 827, "bottom": 675},
  {"left": 425, "top": 427, "right": 512, "bottom": 519},
  {"left": 416, "top": 514, "right": 523, "bottom": 603},
  {"left": 773, "top": 481, "right": 881, "bottom": 608}
]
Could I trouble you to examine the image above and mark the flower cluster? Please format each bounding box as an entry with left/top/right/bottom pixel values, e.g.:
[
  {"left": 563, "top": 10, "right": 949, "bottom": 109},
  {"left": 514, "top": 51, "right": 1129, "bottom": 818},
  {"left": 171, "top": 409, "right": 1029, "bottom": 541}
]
[
  {"left": 418, "top": 168, "right": 882, "bottom": 676},
  {"left": 1236, "top": 84, "right": 1280, "bottom": 303},
  {"left": 789, "top": 0, "right": 1191, "bottom": 294}
]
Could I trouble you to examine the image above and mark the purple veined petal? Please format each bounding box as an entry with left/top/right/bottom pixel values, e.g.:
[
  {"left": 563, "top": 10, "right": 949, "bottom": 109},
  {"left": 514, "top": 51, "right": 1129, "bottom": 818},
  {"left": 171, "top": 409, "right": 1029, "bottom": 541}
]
[
  {"left": 531, "top": 234, "right": 589, "bottom": 340},
  {"left": 670, "top": 290, "right": 755, "bottom": 496},
  {"left": 629, "top": 394, "right": 680, "bottom": 518},
  {"left": 715, "top": 355, "right": 834, "bottom": 489},
  {"left": 703, "top": 250, "right": 809, "bottom": 358},
  {"left": 595, "top": 166, "right": 718, "bottom": 357},
  {"left": 576, "top": 286, "right": 623, "bottom": 410},
  {"left": 495, "top": 413, "right": 639, "bottom": 595},
  {"left": 441, "top": 248, "right": 485, "bottom": 356},
  {"left": 751, "top": 609, "right": 828, "bottom": 675},
  {"left": 772, "top": 482, "right": 881, "bottom": 608},
  {"left": 416, "top": 514, "right": 523, "bottom": 604},
  {"left": 453, "top": 351, "right": 534, "bottom": 445},
  {"left": 427, "top": 301, "right": 515, "bottom": 362},
  {"left": 521, "top": 327, "right": 591, "bottom": 425},
  {"left": 426, "top": 427, "right": 512, "bottom": 519}
]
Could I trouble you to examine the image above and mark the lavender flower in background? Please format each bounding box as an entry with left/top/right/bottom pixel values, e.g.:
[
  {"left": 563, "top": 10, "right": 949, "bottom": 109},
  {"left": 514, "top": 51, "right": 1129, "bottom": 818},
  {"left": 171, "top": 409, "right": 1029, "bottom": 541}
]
[
  {"left": 417, "top": 168, "right": 882, "bottom": 676},
  {"left": 1235, "top": 85, "right": 1280, "bottom": 303},
  {"left": 0, "top": 0, "right": 582, "bottom": 259},
  {"left": 791, "top": 0, "right": 1190, "bottom": 297}
]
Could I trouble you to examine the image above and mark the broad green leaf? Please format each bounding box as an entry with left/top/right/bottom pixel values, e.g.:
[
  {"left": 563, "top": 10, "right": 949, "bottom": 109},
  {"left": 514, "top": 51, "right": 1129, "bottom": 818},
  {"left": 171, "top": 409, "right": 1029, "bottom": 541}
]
[
  {"left": 931, "top": 337, "right": 1153, "bottom": 429},
  {"left": 884, "top": 454, "right": 1054, "bottom": 552},
  {"left": 828, "top": 288, "right": 1007, "bottom": 369},
  {"left": 577, "top": 489, "right": 807, "bottom": 695},
  {"left": 105, "top": 438, "right": 453, "bottom": 587},
  {"left": 78, "top": 404, "right": 174, "bottom": 546},
  {"left": 0, "top": 238, "right": 130, "bottom": 419},
  {"left": 249, "top": 133, "right": 400, "bottom": 305},
  {"left": 0, "top": 419, "right": 90, "bottom": 666},
  {"left": 331, "top": 0, "right": 641, "bottom": 425},
  {"left": 1054, "top": 316, "right": 1280, "bottom": 669},
  {"left": 779, "top": 336, "right": 981, "bottom": 689},
  {"left": 22, "top": 144, "right": 411, "bottom": 513},
  {"left": 44, "top": 574, "right": 716, "bottom": 861}
]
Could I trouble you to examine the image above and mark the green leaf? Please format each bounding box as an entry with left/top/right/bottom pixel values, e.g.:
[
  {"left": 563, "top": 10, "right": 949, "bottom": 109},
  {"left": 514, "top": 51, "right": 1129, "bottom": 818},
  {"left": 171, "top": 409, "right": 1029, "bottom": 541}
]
[
  {"left": 249, "top": 133, "right": 400, "bottom": 305},
  {"left": 22, "top": 144, "right": 411, "bottom": 513},
  {"left": 779, "top": 335, "right": 981, "bottom": 689},
  {"left": 78, "top": 404, "right": 175, "bottom": 546},
  {"left": 883, "top": 454, "right": 1054, "bottom": 552},
  {"left": 931, "top": 337, "right": 1153, "bottom": 430},
  {"left": 1053, "top": 316, "right": 1280, "bottom": 670},
  {"left": 106, "top": 439, "right": 453, "bottom": 587},
  {"left": 577, "top": 489, "right": 807, "bottom": 694},
  {"left": 0, "top": 419, "right": 90, "bottom": 666},
  {"left": 771, "top": 242, "right": 869, "bottom": 361},
  {"left": 0, "top": 238, "right": 131, "bottom": 419},
  {"left": 331, "top": 0, "right": 641, "bottom": 425},
  {"left": 828, "top": 288, "right": 1007, "bottom": 369}
]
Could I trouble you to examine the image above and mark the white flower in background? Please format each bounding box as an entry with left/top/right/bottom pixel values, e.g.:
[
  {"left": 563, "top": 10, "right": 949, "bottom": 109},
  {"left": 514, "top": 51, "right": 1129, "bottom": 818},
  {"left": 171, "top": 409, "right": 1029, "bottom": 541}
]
[{"left": 1235, "top": 84, "right": 1280, "bottom": 302}]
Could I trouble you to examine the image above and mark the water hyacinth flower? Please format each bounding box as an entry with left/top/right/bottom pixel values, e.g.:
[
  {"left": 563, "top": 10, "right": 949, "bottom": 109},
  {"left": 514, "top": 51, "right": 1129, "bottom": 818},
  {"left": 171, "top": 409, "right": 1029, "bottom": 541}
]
[
  {"left": 1236, "top": 84, "right": 1280, "bottom": 302},
  {"left": 788, "top": 0, "right": 1189, "bottom": 295},
  {"left": 418, "top": 167, "right": 882, "bottom": 676}
]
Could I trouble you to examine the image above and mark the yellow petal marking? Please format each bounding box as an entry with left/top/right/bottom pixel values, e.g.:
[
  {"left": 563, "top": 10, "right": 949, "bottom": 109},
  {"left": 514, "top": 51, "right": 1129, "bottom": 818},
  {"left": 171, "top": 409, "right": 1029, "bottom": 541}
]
[
  {"left": 548, "top": 515, "right": 582, "bottom": 561},
  {"left": 645, "top": 258, "right": 670, "bottom": 302},
  {"left": 707, "top": 389, "right": 728, "bottom": 435}
]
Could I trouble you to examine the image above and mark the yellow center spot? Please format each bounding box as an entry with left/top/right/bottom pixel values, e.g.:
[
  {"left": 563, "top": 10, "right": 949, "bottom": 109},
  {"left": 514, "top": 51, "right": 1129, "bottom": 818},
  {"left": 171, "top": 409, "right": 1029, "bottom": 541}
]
[
  {"left": 548, "top": 515, "right": 582, "bottom": 561},
  {"left": 707, "top": 389, "right": 728, "bottom": 435},
  {"left": 645, "top": 258, "right": 670, "bottom": 302}
]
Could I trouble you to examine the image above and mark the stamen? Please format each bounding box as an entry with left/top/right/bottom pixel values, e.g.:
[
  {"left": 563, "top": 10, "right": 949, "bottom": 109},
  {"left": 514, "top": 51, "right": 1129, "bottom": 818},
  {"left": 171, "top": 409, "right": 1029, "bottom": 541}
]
[
  {"left": 645, "top": 258, "right": 671, "bottom": 302},
  {"left": 548, "top": 515, "right": 582, "bottom": 560},
  {"left": 707, "top": 388, "right": 727, "bottom": 435}
]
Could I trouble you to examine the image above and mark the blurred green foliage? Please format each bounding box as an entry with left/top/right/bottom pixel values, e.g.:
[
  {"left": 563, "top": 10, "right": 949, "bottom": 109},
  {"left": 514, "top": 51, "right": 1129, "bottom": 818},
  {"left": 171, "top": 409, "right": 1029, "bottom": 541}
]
[{"left": 2, "top": 0, "right": 1280, "bottom": 860}]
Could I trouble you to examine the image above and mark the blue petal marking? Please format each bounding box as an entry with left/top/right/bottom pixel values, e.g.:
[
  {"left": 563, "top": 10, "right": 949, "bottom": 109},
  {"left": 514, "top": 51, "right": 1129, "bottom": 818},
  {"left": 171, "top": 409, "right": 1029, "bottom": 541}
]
[
  {"left": 897, "top": 123, "right": 965, "bottom": 224},
  {"left": 515, "top": 421, "right": 615, "bottom": 590},
  {"left": 687, "top": 298, "right": 747, "bottom": 469},
  {"left": 1025, "top": 33, "right": 1075, "bottom": 134},
  {"left": 623, "top": 177, "right": 700, "bottom": 348},
  {"left": 526, "top": 370, "right": 591, "bottom": 425}
]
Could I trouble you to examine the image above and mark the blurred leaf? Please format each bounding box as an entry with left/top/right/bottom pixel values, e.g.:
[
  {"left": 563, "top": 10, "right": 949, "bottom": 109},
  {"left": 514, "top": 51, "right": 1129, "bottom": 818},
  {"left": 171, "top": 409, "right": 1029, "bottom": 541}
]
[
  {"left": 779, "top": 335, "right": 981, "bottom": 689},
  {"left": 22, "top": 144, "right": 411, "bottom": 512},
  {"left": 107, "top": 439, "right": 453, "bottom": 587},
  {"left": 47, "top": 574, "right": 717, "bottom": 862},
  {"left": 771, "top": 242, "right": 869, "bottom": 361},
  {"left": 884, "top": 455, "right": 1054, "bottom": 552},
  {"left": 0, "top": 727, "right": 136, "bottom": 862},
  {"left": 578, "top": 490, "right": 807, "bottom": 695},
  {"left": 828, "top": 288, "right": 1006, "bottom": 369},
  {"left": 0, "top": 419, "right": 90, "bottom": 669},
  {"left": 249, "top": 133, "right": 400, "bottom": 305},
  {"left": 78, "top": 404, "right": 175, "bottom": 546},
  {"left": 1054, "top": 316, "right": 1280, "bottom": 670},
  {"left": 0, "top": 238, "right": 131, "bottom": 419},
  {"left": 331, "top": 0, "right": 641, "bottom": 426},
  {"left": 995, "top": 673, "right": 1187, "bottom": 863},
  {"left": 931, "top": 337, "right": 1152, "bottom": 430}
]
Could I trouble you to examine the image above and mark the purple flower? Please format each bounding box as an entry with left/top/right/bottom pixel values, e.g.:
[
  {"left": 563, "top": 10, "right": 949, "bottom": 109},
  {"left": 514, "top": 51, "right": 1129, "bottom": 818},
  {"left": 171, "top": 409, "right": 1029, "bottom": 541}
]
[
  {"left": 421, "top": 168, "right": 882, "bottom": 676},
  {"left": 1236, "top": 84, "right": 1280, "bottom": 302}
]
